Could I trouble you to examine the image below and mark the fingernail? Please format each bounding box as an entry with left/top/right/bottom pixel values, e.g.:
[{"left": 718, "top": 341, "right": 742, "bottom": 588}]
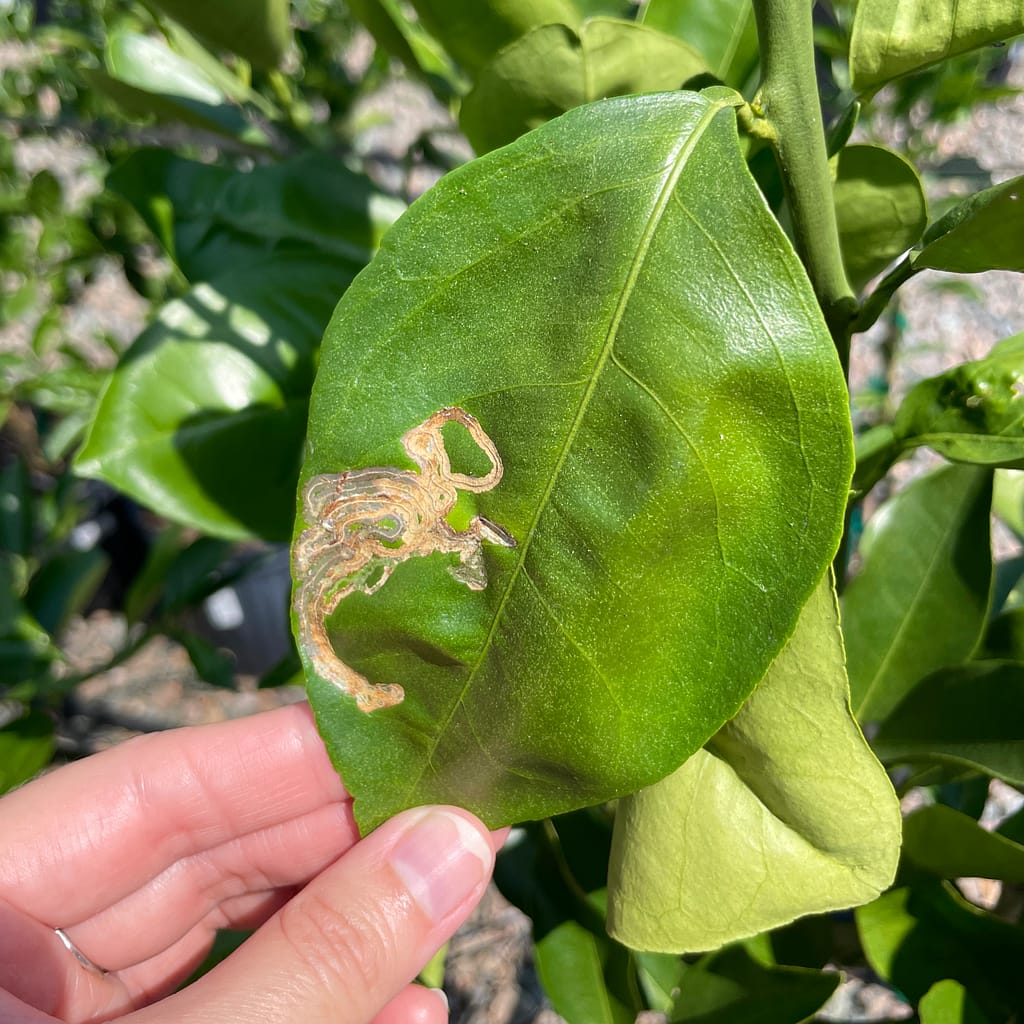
[
  {"left": 389, "top": 809, "right": 493, "bottom": 923},
  {"left": 430, "top": 987, "right": 449, "bottom": 1012}
]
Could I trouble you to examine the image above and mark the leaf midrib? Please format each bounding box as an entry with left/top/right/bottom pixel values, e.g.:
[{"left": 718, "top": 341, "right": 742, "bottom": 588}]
[{"left": 402, "top": 96, "right": 734, "bottom": 803}]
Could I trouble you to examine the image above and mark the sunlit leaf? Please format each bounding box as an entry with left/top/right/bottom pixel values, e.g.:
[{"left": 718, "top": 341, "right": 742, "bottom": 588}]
[
  {"left": 606, "top": 578, "right": 898, "bottom": 953},
  {"left": 919, "top": 980, "right": 993, "bottom": 1024},
  {"left": 297, "top": 90, "right": 853, "bottom": 831},
  {"left": 843, "top": 465, "right": 993, "bottom": 723},
  {"left": 0, "top": 710, "right": 54, "bottom": 795},
  {"left": 460, "top": 18, "right": 707, "bottom": 154},
  {"left": 849, "top": 0, "right": 1024, "bottom": 93}
]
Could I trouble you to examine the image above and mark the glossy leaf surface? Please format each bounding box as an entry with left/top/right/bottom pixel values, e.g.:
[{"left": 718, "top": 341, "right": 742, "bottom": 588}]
[
  {"left": 606, "top": 579, "right": 898, "bottom": 953},
  {"left": 902, "top": 804, "right": 1024, "bottom": 881},
  {"left": 912, "top": 176, "right": 1024, "bottom": 274},
  {"left": 832, "top": 144, "right": 927, "bottom": 293},
  {"left": 297, "top": 91, "right": 853, "bottom": 830},
  {"left": 849, "top": 0, "right": 1024, "bottom": 93},
  {"left": 892, "top": 333, "right": 1024, "bottom": 465},
  {"left": 856, "top": 880, "right": 1024, "bottom": 1019},
  {"left": 872, "top": 661, "right": 1024, "bottom": 786},
  {"left": 461, "top": 19, "right": 706, "bottom": 154},
  {"left": 640, "top": 0, "right": 758, "bottom": 87},
  {"left": 843, "top": 465, "right": 993, "bottom": 723},
  {"left": 77, "top": 257, "right": 355, "bottom": 541}
]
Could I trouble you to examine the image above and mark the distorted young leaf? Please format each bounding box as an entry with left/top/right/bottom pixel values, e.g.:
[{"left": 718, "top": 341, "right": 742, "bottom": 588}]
[
  {"left": 408, "top": 0, "right": 582, "bottom": 73},
  {"left": 460, "top": 19, "right": 706, "bottom": 154},
  {"left": 832, "top": 144, "right": 927, "bottom": 293},
  {"left": 849, "top": 0, "right": 1024, "bottom": 93},
  {"left": 639, "top": 0, "right": 757, "bottom": 88},
  {"left": 606, "top": 578, "right": 899, "bottom": 953},
  {"left": 148, "top": 0, "right": 291, "bottom": 70},
  {"left": 919, "top": 980, "right": 993, "bottom": 1024},
  {"left": 76, "top": 257, "right": 356, "bottom": 542},
  {"left": 872, "top": 661, "right": 1024, "bottom": 786},
  {"left": 892, "top": 334, "right": 1024, "bottom": 465},
  {"left": 297, "top": 89, "right": 853, "bottom": 831},
  {"left": 856, "top": 880, "right": 1024, "bottom": 1019},
  {"left": 910, "top": 176, "right": 1024, "bottom": 274},
  {"left": 0, "top": 710, "right": 55, "bottom": 795},
  {"left": 108, "top": 150, "right": 404, "bottom": 283},
  {"left": 668, "top": 945, "right": 839, "bottom": 1024},
  {"left": 902, "top": 803, "right": 1024, "bottom": 881},
  {"left": 842, "top": 465, "right": 993, "bottom": 723}
]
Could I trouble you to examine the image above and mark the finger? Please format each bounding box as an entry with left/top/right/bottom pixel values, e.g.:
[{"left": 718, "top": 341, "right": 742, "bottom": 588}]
[
  {"left": 372, "top": 984, "right": 448, "bottom": 1024},
  {"left": 128, "top": 806, "right": 497, "bottom": 1024},
  {"left": 0, "top": 703, "right": 349, "bottom": 928},
  {"left": 0, "top": 988, "right": 63, "bottom": 1024}
]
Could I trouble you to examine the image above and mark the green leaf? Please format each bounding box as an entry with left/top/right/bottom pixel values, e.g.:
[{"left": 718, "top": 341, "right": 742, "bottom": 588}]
[
  {"left": 911, "top": 176, "right": 1024, "bottom": 274},
  {"left": 849, "top": 0, "right": 1024, "bottom": 94},
  {"left": 606, "top": 578, "right": 899, "bottom": 953},
  {"left": 640, "top": 0, "right": 758, "bottom": 88},
  {"left": 460, "top": 19, "right": 707, "bottom": 154},
  {"left": 872, "top": 661, "right": 1024, "bottom": 786},
  {"left": 149, "top": 0, "right": 291, "bottom": 70},
  {"left": 177, "top": 630, "right": 237, "bottom": 689},
  {"left": 902, "top": 804, "right": 1024, "bottom": 881},
  {"left": 832, "top": 144, "right": 927, "bottom": 293},
  {"left": 0, "top": 459, "right": 32, "bottom": 558},
  {"left": 297, "top": 90, "right": 853, "bottom": 830},
  {"left": 107, "top": 150, "right": 404, "bottom": 283},
  {"left": 852, "top": 424, "right": 902, "bottom": 496},
  {"left": 842, "top": 465, "right": 993, "bottom": 723},
  {"left": 892, "top": 334, "right": 1024, "bottom": 465},
  {"left": 25, "top": 548, "right": 110, "bottom": 636},
  {"left": 993, "top": 468, "right": 1024, "bottom": 538},
  {"left": 919, "top": 980, "right": 993, "bottom": 1024},
  {"left": 856, "top": 880, "right": 1024, "bottom": 1019},
  {"left": 408, "top": 0, "right": 583, "bottom": 73},
  {"left": 667, "top": 946, "right": 839, "bottom": 1023},
  {"left": 0, "top": 710, "right": 55, "bottom": 795},
  {"left": 76, "top": 257, "right": 354, "bottom": 542},
  {"left": 982, "top": 605, "right": 1024, "bottom": 659}
]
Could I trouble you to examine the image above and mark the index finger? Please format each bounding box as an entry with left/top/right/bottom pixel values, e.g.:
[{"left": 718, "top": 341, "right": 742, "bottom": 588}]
[{"left": 0, "top": 702, "right": 352, "bottom": 927}]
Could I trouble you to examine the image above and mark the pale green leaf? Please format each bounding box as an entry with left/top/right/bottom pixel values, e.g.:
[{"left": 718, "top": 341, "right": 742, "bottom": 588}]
[
  {"left": 843, "top": 465, "right": 993, "bottom": 723},
  {"left": 919, "top": 980, "right": 993, "bottom": 1024},
  {"left": 849, "top": 0, "right": 1024, "bottom": 93},
  {"left": 297, "top": 90, "right": 853, "bottom": 830},
  {"left": 605, "top": 578, "right": 899, "bottom": 953}
]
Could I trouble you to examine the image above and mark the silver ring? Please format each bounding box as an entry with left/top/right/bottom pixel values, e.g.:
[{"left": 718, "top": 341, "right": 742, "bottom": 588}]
[{"left": 54, "top": 928, "right": 108, "bottom": 976}]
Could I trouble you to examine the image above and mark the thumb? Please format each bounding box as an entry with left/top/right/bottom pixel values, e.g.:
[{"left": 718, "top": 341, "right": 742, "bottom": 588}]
[{"left": 134, "top": 806, "right": 496, "bottom": 1024}]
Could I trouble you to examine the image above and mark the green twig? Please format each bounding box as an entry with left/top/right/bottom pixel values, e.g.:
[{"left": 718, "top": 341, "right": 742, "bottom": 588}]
[{"left": 750, "top": 0, "right": 857, "bottom": 373}]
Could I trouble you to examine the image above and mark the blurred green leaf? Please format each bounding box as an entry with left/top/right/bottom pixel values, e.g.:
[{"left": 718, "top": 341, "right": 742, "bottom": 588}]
[
  {"left": 993, "top": 468, "right": 1024, "bottom": 538},
  {"left": 0, "top": 460, "right": 32, "bottom": 558},
  {"left": 912, "top": 176, "right": 1024, "bottom": 274},
  {"left": 856, "top": 879, "right": 1024, "bottom": 1019},
  {"left": 902, "top": 804, "right": 1024, "bottom": 881},
  {"left": 25, "top": 548, "right": 109, "bottom": 636},
  {"left": 668, "top": 945, "right": 839, "bottom": 1023},
  {"left": 0, "top": 710, "right": 55, "bottom": 795},
  {"left": 640, "top": 0, "right": 758, "bottom": 88},
  {"left": 108, "top": 150, "right": 404, "bottom": 283},
  {"left": 75, "top": 256, "right": 356, "bottom": 541},
  {"left": 408, "top": 0, "right": 582, "bottom": 73},
  {"left": 833, "top": 144, "right": 927, "bottom": 293},
  {"left": 980, "top": 605, "right": 1024, "bottom": 659},
  {"left": 919, "top": 980, "right": 993, "bottom": 1024},
  {"left": 161, "top": 538, "right": 237, "bottom": 613},
  {"left": 607, "top": 578, "right": 899, "bottom": 953},
  {"left": 124, "top": 526, "right": 187, "bottom": 622},
  {"left": 849, "top": 0, "right": 1024, "bottom": 93},
  {"left": 873, "top": 661, "right": 1024, "bottom": 786},
  {"left": 176, "top": 629, "right": 236, "bottom": 688},
  {"left": 852, "top": 424, "right": 902, "bottom": 495},
  {"left": 892, "top": 334, "right": 1024, "bottom": 465},
  {"left": 149, "top": 0, "right": 291, "bottom": 70},
  {"left": 843, "top": 465, "right": 993, "bottom": 723},
  {"left": 300, "top": 90, "right": 853, "bottom": 831},
  {"left": 25, "top": 170, "right": 63, "bottom": 219},
  {"left": 460, "top": 18, "right": 707, "bottom": 154}
]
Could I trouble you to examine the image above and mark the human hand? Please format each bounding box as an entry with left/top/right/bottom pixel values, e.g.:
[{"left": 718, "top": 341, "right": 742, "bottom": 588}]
[{"left": 0, "top": 703, "right": 501, "bottom": 1023}]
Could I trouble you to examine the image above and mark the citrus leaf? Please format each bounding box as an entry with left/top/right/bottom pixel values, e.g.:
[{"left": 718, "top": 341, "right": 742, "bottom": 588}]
[
  {"left": 919, "top": 980, "right": 993, "bottom": 1024},
  {"left": 833, "top": 144, "right": 927, "bottom": 293},
  {"left": 640, "top": 0, "right": 758, "bottom": 88},
  {"left": 296, "top": 90, "right": 853, "bottom": 831},
  {"left": 892, "top": 334, "right": 1024, "bottom": 465},
  {"left": 0, "top": 710, "right": 54, "bottom": 795},
  {"left": 902, "top": 804, "right": 1024, "bottom": 882},
  {"left": 76, "top": 257, "right": 356, "bottom": 541},
  {"left": 460, "top": 18, "right": 707, "bottom": 154},
  {"left": 605, "top": 577, "right": 899, "bottom": 953},
  {"left": 911, "top": 176, "right": 1024, "bottom": 274},
  {"left": 849, "top": 0, "right": 1024, "bottom": 94},
  {"left": 872, "top": 661, "right": 1024, "bottom": 786},
  {"left": 842, "top": 465, "right": 993, "bottom": 723}
]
